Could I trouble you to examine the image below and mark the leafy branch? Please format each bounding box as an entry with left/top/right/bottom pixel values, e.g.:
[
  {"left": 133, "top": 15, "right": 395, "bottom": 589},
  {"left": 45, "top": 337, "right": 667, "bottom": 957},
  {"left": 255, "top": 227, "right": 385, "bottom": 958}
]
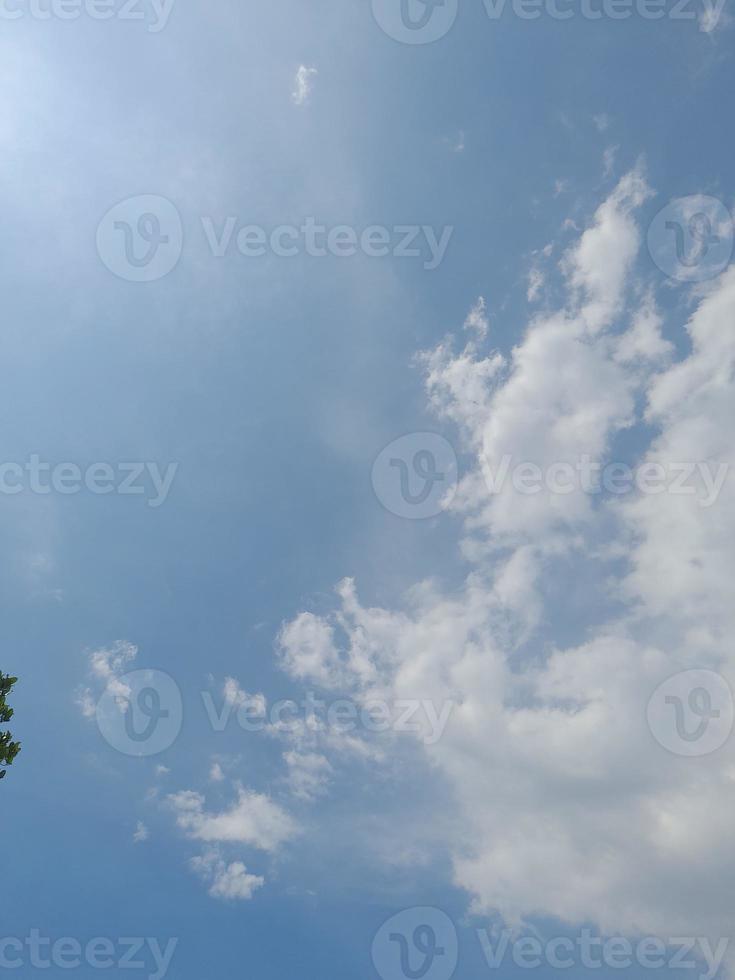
[{"left": 0, "top": 673, "right": 21, "bottom": 780}]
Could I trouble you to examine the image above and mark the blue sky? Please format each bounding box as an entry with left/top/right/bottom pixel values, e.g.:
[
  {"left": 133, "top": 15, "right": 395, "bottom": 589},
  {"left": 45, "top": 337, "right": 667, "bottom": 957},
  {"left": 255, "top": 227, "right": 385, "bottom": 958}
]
[{"left": 2, "top": 1, "right": 735, "bottom": 979}]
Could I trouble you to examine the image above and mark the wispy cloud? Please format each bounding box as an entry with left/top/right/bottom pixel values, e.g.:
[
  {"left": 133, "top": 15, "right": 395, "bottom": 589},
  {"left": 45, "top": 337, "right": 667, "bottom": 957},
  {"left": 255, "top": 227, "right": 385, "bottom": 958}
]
[{"left": 292, "top": 65, "right": 317, "bottom": 106}]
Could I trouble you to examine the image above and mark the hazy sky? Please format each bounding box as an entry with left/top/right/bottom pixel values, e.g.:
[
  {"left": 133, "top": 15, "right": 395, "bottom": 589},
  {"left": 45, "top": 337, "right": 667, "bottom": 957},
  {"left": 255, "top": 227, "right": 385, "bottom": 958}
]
[{"left": 2, "top": 2, "right": 735, "bottom": 979}]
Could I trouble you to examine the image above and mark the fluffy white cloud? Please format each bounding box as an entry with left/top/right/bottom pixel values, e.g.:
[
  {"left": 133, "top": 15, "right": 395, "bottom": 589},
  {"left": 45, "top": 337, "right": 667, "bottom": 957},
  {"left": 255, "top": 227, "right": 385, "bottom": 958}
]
[
  {"left": 190, "top": 850, "right": 264, "bottom": 901},
  {"left": 168, "top": 785, "right": 297, "bottom": 852},
  {"left": 167, "top": 784, "right": 296, "bottom": 900},
  {"left": 278, "top": 613, "right": 348, "bottom": 689},
  {"left": 75, "top": 640, "right": 137, "bottom": 718},
  {"left": 563, "top": 165, "right": 651, "bottom": 332},
  {"left": 274, "top": 170, "right": 735, "bottom": 947}
]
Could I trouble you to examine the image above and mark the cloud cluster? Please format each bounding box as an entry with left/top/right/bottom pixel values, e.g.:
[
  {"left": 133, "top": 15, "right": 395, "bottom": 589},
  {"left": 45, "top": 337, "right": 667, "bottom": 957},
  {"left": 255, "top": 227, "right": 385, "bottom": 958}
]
[
  {"left": 275, "top": 168, "right": 735, "bottom": 944},
  {"left": 166, "top": 784, "right": 296, "bottom": 901},
  {"left": 74, "top": 168, "right": 735, "bottom": 931},
  {"left": 75, "top": 640, "right": 138, "bottom": 718},
  {"left": 168, "top": 786, "right": 296, "bottom": 852},
  {"left": 190, "top": 851, "right": 264, "bottom": 902}
]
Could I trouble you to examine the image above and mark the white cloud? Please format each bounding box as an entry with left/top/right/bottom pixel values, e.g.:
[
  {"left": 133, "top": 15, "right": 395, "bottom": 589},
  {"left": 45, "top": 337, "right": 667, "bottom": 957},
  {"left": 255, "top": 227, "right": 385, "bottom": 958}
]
[
  {"left": 562, "top": 164, "right": 652, "bottom": 332},
  {"left": 133, "top": 821, "right": 149, "bottom": 844},
  {"left": 283, "top": 752, "right": 333, "bottom": 801},
  {"left": 75, "top": 688, "right": 96, "bottom": 719},
  {"left": 274, "top": 171, "right": 735, "bottom": 946},
  {"left": 222, "top": 677, "right": 266, "bottom": 716},
  {"left": 463, "top": 296, "right": 489, "bottom": 340},
  {"left": 190, "top": 850, "right": 264, "bottom": 901},
  {"left": 76, "top": 640, "right": 138, "bottom": 718},
  {"left": 278, "top": 613, "right": 348, "bottom": 689},
  {"left": 166, "top": 784, "right": 297, "bottom": 901},
  {"left": 614, "top": 293, "right": 673, "bottom": 364},
  {"left": 292, "top": 65, "right": 317, "bottom": 106},
  {"left": 168, "top": 786, "right": 297, "bottom": 852},
  {"left": 526, "top": 267, "right": 544, "bottom": 302},
  {"left": 420, "top": 297, "right": 504, "bottom": 445}
]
